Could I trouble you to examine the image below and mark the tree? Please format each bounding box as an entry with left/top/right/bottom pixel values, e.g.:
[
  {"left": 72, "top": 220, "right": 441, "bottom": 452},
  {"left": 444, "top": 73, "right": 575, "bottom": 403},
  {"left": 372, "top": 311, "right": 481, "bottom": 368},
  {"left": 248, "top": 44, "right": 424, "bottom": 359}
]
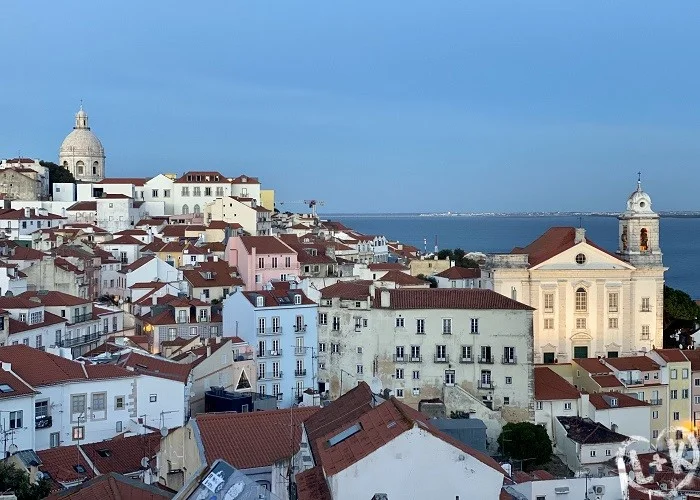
[
  {"left": 0, "top": 461, "right": 51, "bottom": 500},
  {"left": 497, "top": 422, "right": 552, "bottom": 469},
  {"left": 40, "top": 160, "right": 76, "bottom": 194},
  {"left": 664, "top": 285, "right": 700, "bottom": 322},
  {"left": 437, "top": 249, "right": 453, "bottom": 261}
]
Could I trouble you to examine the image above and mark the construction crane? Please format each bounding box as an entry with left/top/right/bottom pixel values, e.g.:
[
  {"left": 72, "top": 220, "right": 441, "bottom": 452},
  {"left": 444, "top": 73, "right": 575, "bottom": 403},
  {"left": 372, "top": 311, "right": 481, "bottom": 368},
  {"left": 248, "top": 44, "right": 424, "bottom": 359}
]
[{"left": 277, "top": 200, "right": 325, "bottom": 218}]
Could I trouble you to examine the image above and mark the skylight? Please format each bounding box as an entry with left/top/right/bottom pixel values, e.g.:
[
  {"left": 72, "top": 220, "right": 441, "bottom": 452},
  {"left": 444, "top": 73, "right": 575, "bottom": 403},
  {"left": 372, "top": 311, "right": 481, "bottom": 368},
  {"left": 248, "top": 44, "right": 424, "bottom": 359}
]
[
  {"left": 73, "top": 465, "right": 86, "bottom": 474},
  {"left": 0, "top": 385, "right": 15, "bottom": 393},
  {"left": 327, "top": 423, "right": 363, "bottom": 447}
]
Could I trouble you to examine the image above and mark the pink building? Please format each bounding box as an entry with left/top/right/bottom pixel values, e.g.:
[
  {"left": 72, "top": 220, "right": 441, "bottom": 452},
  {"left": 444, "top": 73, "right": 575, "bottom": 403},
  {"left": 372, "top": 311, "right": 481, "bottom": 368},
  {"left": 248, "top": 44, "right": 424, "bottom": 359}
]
[{"left": 226, "top": 235, "right": 299, "bottom": 290}]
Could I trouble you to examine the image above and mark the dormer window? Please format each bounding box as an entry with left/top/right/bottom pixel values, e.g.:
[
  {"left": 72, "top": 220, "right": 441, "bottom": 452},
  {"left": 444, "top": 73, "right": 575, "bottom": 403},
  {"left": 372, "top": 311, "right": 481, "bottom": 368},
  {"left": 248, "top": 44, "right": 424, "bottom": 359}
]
[
  {"left": 256, "top": 296, "right": 264, "bottom": 307},
  {"left": 294, "top": 294, "right": 301, "bottom": 305}
]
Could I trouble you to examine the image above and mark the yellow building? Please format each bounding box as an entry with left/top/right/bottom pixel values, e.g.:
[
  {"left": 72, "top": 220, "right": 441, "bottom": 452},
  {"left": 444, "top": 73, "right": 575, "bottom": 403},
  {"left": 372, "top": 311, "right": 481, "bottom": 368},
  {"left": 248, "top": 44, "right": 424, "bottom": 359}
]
[
  {"left": 649, "top": 349, "right": 693, "bottom": 440},
  {"left": 260, "top": 189, "right": 275, "bottom": 211}
]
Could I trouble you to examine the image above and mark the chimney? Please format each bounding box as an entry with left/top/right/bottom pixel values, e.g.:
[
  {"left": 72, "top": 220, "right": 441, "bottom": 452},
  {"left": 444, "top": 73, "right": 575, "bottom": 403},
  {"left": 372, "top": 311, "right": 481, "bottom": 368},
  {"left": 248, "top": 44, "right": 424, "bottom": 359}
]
[
  {"left": 206, "top": 344, "right": 211, "bottom": 357},
  {"left": 380, "top": 289, "right": 390, "bottom": 308},
  {"left": 575, "top": 227, "right": 586, "bottom": 244},
  {"left": 23, "top": 207, "right": 30, "bottom": 218},
  {"left": 1, "top": 362, "right": 11, "bottom": 372},
  {"left": 579, "top": 392, "right": 590, "bottom": 419},
  {"left": 152, "top": 294, "right": 158, "bottom": 306},
  {"left": 213, "top": 255, "right": 219, "bottom": 262}
]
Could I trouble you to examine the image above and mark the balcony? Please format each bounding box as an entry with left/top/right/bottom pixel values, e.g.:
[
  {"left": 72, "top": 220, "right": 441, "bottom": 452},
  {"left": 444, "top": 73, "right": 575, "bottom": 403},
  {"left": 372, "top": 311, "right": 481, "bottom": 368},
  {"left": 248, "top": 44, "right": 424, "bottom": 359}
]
[
  {"left": 35, "top": 415, "right": 52, "bottom": 429},
  {"left": 56, "top": 332, "right": 101, "bottom": 348},
  {"left": 460, "top": 357, "right": 474, "bottom": 364},
  {"left": 257, "top": 327, "right": 283, "bottom": 336},
  {"left": 258, "top": 349, "right": 282, "bottom": 358},
  {"left": 648, "top": 398, "right": 663, "bottom": 405},
  {"left": 502, "top": 356, "right": 517, "bottom": 365},
  {"left": 622, "top": 378, "right": 643, "bottom": 386},
  {"left": 409, "top": 355, "right": 422, "bottom": 363},
  {"left": 260, "top": 372, "right": 284, "bottom": 381},
  {"left": 479, "top": 356, "right": 495, "bottom": 364},
  {"left": 294, "top": 325, "right": 307, "bottom": 333},
  {"left": 71, "top": 312, "right": 93, "bottom": 324},
  {"left": 641, "top": 333, "right": 650, "bottom": 340},
  {"left": 393, "top": 354, "right": 407, "bottom": 363},
  {"left": 294, "top": 347, "right": 306, "bottom": 356},
  {"left": 434, "top": 354, "right": 450, "bottom": 364},
  {"left": 478, "top": 381, "right": 494, "bottom": 390},
  {"left": 295, "top": 369, "right": 307, "bottom": 377}
]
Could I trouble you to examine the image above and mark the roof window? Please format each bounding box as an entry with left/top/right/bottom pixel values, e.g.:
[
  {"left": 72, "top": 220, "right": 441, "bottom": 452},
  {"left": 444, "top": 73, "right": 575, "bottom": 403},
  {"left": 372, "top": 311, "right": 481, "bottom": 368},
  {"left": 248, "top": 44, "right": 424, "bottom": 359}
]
[
  {"left": 73, "top": 464, "right": 86, "bottom": 474},
  {"left": 0, "top": 384, "right": 14, "bottom": 393},
  {"left": 327, "top": 423, "right": 363, "bottom": 447}
]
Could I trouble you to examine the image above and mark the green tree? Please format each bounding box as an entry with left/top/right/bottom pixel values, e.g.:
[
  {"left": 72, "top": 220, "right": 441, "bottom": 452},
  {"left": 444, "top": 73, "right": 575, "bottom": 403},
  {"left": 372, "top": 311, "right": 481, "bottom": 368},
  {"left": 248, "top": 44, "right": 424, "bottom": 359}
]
[
  {"left": 0, "top": 462, "right": 51, "bottom": 500},
  {"left": 437, "top": 249, "right": 453, "bottom": 261},
  {"left": 497, "top": 422, "right": 552, "bottom": 469},
  {"left": 664, "top": 286, "right": 700, "bottom": 322},
  {"left": 40, "top": 160, "right": 76, "bottom": 194}
]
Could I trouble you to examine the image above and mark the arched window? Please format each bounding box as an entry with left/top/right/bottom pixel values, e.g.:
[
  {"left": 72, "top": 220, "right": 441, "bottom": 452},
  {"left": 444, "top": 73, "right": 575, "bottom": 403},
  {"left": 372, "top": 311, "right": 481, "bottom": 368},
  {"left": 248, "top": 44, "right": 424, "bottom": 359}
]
[
  {"left": 640, "top": 228, "right": 649, "bottom": 252},
  {"left": 511, "top": 287, "right": 517, "bottom": 301},
  {"left": 92, "top": 161, "right": 99, "bottom": 175},
  {"left": 193, "top": 204, "right": 201, "bottom": 215},
  {"left": 76, "top": 161, "right": 84, "bottom": 175},
  {"left": 62, "top": 161, "right": 68, "bottom": 169},
  {"left": 575, "top": 288, "right": 587, "bottom": 312},
  {"left": 182, "top": 204, "right": 189, "bottom": 215}
]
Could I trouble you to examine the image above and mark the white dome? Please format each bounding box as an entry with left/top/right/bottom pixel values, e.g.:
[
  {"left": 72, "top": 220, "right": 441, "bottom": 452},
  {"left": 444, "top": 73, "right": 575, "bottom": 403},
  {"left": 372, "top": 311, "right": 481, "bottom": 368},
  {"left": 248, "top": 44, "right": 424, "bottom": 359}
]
[
  {"left": 625, "top": 179, "right": 654, "bottom": 215},
  {"left": 60, "top": 128, "right": 104, "bottom": 157}
]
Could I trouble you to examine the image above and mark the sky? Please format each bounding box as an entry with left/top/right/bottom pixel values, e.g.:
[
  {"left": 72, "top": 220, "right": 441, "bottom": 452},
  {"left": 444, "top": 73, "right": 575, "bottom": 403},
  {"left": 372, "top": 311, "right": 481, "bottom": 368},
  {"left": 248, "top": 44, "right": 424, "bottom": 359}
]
[{"left": 2, "top": 1, "right": 700, "bottom": 213}]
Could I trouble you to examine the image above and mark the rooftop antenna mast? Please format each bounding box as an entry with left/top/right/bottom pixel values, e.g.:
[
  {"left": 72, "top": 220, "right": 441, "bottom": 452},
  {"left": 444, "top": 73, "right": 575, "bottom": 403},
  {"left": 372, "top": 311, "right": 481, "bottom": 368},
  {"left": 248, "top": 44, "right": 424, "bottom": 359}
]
[{"left": 434, "top": 235, "right": 438, "bottom": 254}]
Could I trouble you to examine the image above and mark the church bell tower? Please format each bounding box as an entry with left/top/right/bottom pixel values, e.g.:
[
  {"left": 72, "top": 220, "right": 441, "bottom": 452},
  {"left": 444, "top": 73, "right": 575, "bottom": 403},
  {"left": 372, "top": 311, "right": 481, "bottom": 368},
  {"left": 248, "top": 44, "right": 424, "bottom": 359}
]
[{"left": 617, "top": 174, "right": 662, "bottom": 268}]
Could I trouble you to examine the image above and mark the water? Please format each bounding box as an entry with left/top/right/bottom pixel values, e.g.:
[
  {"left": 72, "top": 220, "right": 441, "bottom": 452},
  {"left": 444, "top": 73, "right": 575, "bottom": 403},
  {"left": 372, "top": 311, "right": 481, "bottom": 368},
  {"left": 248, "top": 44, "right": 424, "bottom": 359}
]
[{"left": 332, "top": 215, "right": 700, "bottom": 298}]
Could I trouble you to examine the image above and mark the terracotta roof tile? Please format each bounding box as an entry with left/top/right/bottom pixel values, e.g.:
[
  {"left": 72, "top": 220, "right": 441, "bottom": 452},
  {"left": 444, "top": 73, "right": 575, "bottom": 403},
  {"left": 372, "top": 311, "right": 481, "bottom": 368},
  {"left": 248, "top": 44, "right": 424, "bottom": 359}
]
[
  {"left": 604, "top": 356, "right": 660, "bottom": 372},
  {"left": 17, "top": 290, "right": 90, "bottom": 307},
  {"left": 591, "top": 374, "right": 625, "bottom": 388},
  {"left": 681, "top": 349, "right": 700, "bottom": 371},
  {"left": 9, "top": 311, "right": 67, "bottom": 335},
  {"left": 230, "top": 174, "right": 259, "bottom": 184},
  {"left": 238, "top": 236, "right": 295, "bottom": 255},
  {"left": 66, "top": 201, "right": 97, "bottom": 211},
  {"left": 80, "top": 432, "right": 162, "bottom": 475},
  {"left": 367, "top": 262, "right": 409, "bottom": 271},
  {"left": 379, "top": 270, "right": 428, "bottom": 286},
  {"left": 296, "top": 466, "right": 331, "bottom": 500},
  {"left": 117, "top": 351, "right": 191, "bottom": 383},
  {"left": 241, "top": 289, "right": 315, "bottom": 307},
  {"left": 96, "top": 177, "right": 148, "bottom": 186},
  {"left": 0, "top": 368, "right": 37, "bottom": 399},
  {"left": 173, "top": 171, "right": 227, "bottom": 184},
  {"left": 653, "top": 349, "right": 690, "bottom": 363},
  {"left": 195, "top": 407, "right": 319, "bottom": 469},
  {"left": 589, "top": 392, "right": 650, "bottom": 410},
  {"left": 46, "top": 472, "right": 173, "bottom": 499},
  {"left": 435, "top": 267, "right": 481, "bottom": 279},
  {"left": 320, "top": 280, "right": 373, "bottom": 300},
  {"left": 106, "top": 235, "right": 144, "bottom": 246},
  {"left": 377, "top": 288, "right": 534, "bottom": 310},
  {"left": 183, "top": 261, "right": 244, "bottom": 288},
  {"left": 557, "top": 416, "right": 627, "bottom": 444},
  {"left": 573, "top": 358, "right": 613, "bottom": 374},
  {"left": 534, "top": 367, "right": 580, "bottom": 401},
  {"left": 37, "top": 446, "right": 94, "bottom": 488}
]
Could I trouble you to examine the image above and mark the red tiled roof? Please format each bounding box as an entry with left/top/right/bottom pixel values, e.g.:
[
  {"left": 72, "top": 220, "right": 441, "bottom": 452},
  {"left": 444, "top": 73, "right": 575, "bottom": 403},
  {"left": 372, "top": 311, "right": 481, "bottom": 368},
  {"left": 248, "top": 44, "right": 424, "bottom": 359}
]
[
  {"left": 377, "top": 288, "right": 534, "bottom": 311},
  {"left": 96, "top": 177, "right": 148, "bottom": 186},
  {"left": 682, "top": 349, "right": 700, "bottom": 371},
  {"left": 45, "top": 472, "right": 173, "bottom": 499},
  {"left": 534, "top": 367, "right": 580, "bottom": 401},
  {"left": 160, "top": 225, "right": 206, "bottom": 237},
  {"left": 119, "top": 256, "right": 155, "bottom": 273},
  {"left": 173, "top": 171, "right": 227, "bottom": 184},
  {"left": 183, "top": 261, "right": 244, "bottom": 288},
  {"left": 37, "top": 446, "right": 95, "bottom": 488},
  {"left": 573, "top": 358, "right": 614, "bottom": 374},
  {"left": 653, "top": 349, "right": 690, "bottom": 363},
  {"left": 589, "top": 392, "right": 650, "bottom": 410},
  {"left": 0, "top": 208, "right": 65, "bottom": 220},
  {"left": 6, "top": 244, "right": 45, "bottom": 261},
  {"left": 80, "top": 432, "right": 162, "bottom": 475},
  {"left": 435, "top": 267, "right": 481, "bottom": 279},
  {"left": 591, "top": 374, "right": 625, "bottom": 388},
  {"left": 238, "top": 236, "right": 295, "bottom": 255},
  {"left": 0, "top": 367, "right": 37, "bottom": 398},
  {"left": 296, "top": 466, "right": 331, "bottom": 500},
  {"left": 195, "top": 407, "right": 319, "bottom": 469},
  {"left": 379, "top": 270, "right": 428, "bottom": 286},
  {"left": 117, "top": 351, "right": 191, "bottom": 383},
  {"left": 604, "top": 356, "right": 660, "bottom": 372},
  {"left": 9, "top": 311, "right": 67, "bottom": 335},
  {"left": 320, "top": 280, "right": 373, "bottom": 300},
  {"left": 106, "top": 235, "right": 144, "bottom": 246},
  {"left": 242, "top": 289, "right": 315, "bottom": 307},
  {"left": 17, "top": 290, "right": 90, "bottom": 307},
  {"left": 66, "top": 201, "right": 97, "bottom": 211},
  {"left": 231, "top": 174, "right": 259, "bottom": 184},
  {"left": 368, "top": 262, "right": 408, "bottom": 271}
]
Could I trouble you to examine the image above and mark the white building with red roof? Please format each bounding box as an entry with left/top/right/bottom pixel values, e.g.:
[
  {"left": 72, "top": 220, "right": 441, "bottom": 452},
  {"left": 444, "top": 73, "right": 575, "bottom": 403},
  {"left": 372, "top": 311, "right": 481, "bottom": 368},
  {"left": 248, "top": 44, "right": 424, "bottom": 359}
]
[
  {"left": 486, "top": 181, "right": 665, "bottom": 363},
  {"left": 0, "top": 207, "right": 65, "bottom": 241}
]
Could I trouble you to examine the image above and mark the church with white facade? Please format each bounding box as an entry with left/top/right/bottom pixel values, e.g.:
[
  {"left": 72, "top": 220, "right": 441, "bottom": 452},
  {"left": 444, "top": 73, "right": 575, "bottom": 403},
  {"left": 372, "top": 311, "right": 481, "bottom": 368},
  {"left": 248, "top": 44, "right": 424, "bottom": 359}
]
[
  {"left": 59, "top": 105, "right": 105, "bottom": 183},
  {"left": 486, "top": 180, "right": 665, "bottom": 363}
]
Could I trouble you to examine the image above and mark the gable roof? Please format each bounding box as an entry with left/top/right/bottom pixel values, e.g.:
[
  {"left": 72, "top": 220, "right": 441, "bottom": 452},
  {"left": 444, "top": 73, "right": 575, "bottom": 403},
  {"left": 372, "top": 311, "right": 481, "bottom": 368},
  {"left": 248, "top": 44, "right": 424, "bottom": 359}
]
[
  {"left": 589, "top": 392, "right": 651, "bottom": 410},
  {"left": 241, "top": 289, "right": 315, "bottom": 307},
  {"left": 556, "top": 416, "right": 628, "bottom": 444},
  {"left": 46, "top": 472, "right": 173, "bottom": 499},
  {"left": 17, "top": 290, "right": 90, "bottom": 307},
  {"left": 37, "top": 446, "right": 95, "bottom": 489},
  {"left": 195, "top": 407, "right": 319, "bottom": 469},
  {"left": 378, "top": 288, "right": 534, "bottom": 311},
  {"left": 320, "top": 280, "right": 373, "bottom": 300},
  {"left": 66, "top": 201, "right": 97, "bottom": 212},
  {"left": 379, "top": 270, "right": 428, "bottom": 286},
  {"left": 79, "top": 432, "right": 162, "bottom": 475},
  {"left": 591, "top": 374, "right": 625, "bottom": 388},
  {"left": 238, "top": 235, "right": 295, "bottom": 255},
  {"left": 534, "top": 367, "right": 580, "bottom": 401},
  {"left": 653, "top": 349, "right": 689, "bottom": 363},
  {"left": 435, "top": 267, "right": 481, "bottom": 279},
  {"left": 106, "top": 235, "right": 144, "bottom": 246},
  {"left": 367, "top": 262, "right": 408, "bottom": 271},
  {"left": 118, "top": 255, "right": 155, "bottom": 273},
  {"left": 116, "top": 351, "right": 191, "bottom": 383},
  {"left": 604, "top": 356, "right": 660, "bottom": 372},
  {"left": 573, "top": 358, "right": 613, "bottom": 374}
]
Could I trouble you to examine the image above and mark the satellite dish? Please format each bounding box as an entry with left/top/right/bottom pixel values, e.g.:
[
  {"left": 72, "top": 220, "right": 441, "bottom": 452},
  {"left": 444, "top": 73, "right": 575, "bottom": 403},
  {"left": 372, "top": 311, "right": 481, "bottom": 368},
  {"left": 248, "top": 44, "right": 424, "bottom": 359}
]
[
  {"left": 369, "top": 377, "right": 383, "bottom": 394},
  {"left": 160, "top": 426, "right": 169, "bottom": 438},
  {"left": 223, "top": 482, "right": 245, "bottom": 500},
  {"left": 8, "top": 443, "right": 18, "bottom": 455},
  {"left": 140, "top": 456, "right": 150, "bottom": 469}
]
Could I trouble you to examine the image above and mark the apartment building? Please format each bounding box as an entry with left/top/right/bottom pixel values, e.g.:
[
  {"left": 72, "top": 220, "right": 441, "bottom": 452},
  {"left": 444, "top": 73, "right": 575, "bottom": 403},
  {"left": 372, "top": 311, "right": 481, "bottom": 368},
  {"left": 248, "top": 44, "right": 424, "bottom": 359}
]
[
  {"left": 317, "top": 283, "right": 534, "bottom": 421},
  {"left": 227, "top": 235, "right": 299, "bottom": 290},
  {"left": 0, "top": 208, "right": 65, "bottom": 241},
  {"left": 173, "top": 171, "right": 232, "bottom": 216}
]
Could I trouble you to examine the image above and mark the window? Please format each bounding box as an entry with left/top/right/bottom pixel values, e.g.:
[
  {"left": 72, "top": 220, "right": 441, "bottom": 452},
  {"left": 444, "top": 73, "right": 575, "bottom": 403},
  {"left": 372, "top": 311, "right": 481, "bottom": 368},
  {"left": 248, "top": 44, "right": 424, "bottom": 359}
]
[
  {"left": 608, "top": 292, "right": 619, "bottom": 312},
  {"left": 695, "top": 396, "right": 700, "bottom": 404},
  {"left": 35, "top": 335, "right": 42, "bottom": 348},
  {"left": 436, "top": 345, "right": 447, "bottom": 361},
  {"left": 564, "top": 402, "right": 572, "bottom": 410},
  {"left": 641, "top": 297, "right": 651, "bottom": 312},
  {"left": 149, "top": 394, "right": 157, "bottom": 403},
  {"left": 182, "top": 204, "right": 189, "bottom": 214},
  {"left": 395, "top": 368, "right": 404, "bottom": 379},
  {"left": 671, "top": 369, "right": 677, "bottom": 379},
  {"left": 30, "top": 312, "right": 42, "bottom": 324},
  {"left": 395, "top": 388, "right": 404, "bottom": 398},
  {"left": 204, "top": 187, "right": 211, "bottom": 196},
  {"left": 480, "top": 345, "right": 492, "bottom": 363},
  {"left": 35, "top": 400, "right": 48, "bottom": 418},
  {"left": 116, "top": 421, "right": 123, "bottom": 433},
  {"left": 608, "top": 318, "right": 618, "bottom": 329},
  {"left": 285, "top": 257, "right": 291, "bottom": 267},
  {"left": 671, "top": 390, "right": 678, "bottom": 399},
  {"left": 395, "top": 317, "right": 404, "bottom": 328},
  {"left": 503, "top": 397, "right": 510, "bottom": 405},
  {"left": 410, "top": 345, "right": 421, "bottom": 361},
  {"left": 357, "top": 365, "right": 363, "bottom": 375},
  {"left": 152, "top": 189, "right": 159, "bottom": 198},
  {"left": 652, "top": 410, "right": 659, "bottom": 419},
  {"left": 318, "top": 313, "right": 327, "bottom": 325},
  {"left": 544, "top": 318, "right": 554, "bottom": 330},
  {"left": 461, "top": 345, "right": 472, "bottom": 361},
  {"left": 605, "top": 449, "right": 611, "bottom": 457},
  {"left": 652, "top": 430, "right": 659, "bottom": 439},
  {"left": 536, "top": 401, "right": 543, "bottom": 410},
  {"left": 683, "top": 369, "right": 689, "bottom": 379},
  {"left": 470, "top": 318, "right": 479, "bottom": 334},
  {"left": 444, "top": 370, "right": 455, "bottom": 385},
  {"left": 318, "top": 342, "right": 326, "bottom": 353},
  {"left": 412, "top": 370, "right": 420, "bottom": 380},
  {"left": 193, "top": 187, "right": 201, "bottom": 196},
  {"left": 163, "top": 189, "right": 170, "bottom": 198},
  {"left": 92, "top": 393, "right": 106, "bottom": 411},
  {"left": 543, "top": 293, "right": 554, "bottom": 313},
  {"left": 590, "top": 450, "right": 596, "bottom": 457},
  {"left": 683, "top": 389, "right": 689, "bottom": 399},
  {"left": 9, "top": 410, "right": 22, "bottom": 429},
  {"left": 332, "top": 317, "right": 340, "bottom": 331},
  {"left": 115, "top": 396, "right": 125, "bottom": 410},
  {"left": 395, "top": 346, "right": 405, "bottom": 361},
  {"left": 673, "top": 411, "right": 680, "bottom": 421},
  {"left": 271, "top": 257, "right": 278, "bottom": 268},
  {"left": 576, "top": 318, "right": 586, "bottom": 329},
  {"left": 505, "top": 376, "right": 512, "bottom": 384},
  {"left": 503, "top": 346, "right": 515, "bottom": 363},
  {"left": 71, "top": 394, "right": 86, "bottom": 419},
  {"left": 641, "top": 325, "right": 650, "bottom": 339},
  {"left": 50, "top": 432, "right": 60, "bottom": 448},
  {"left": 442, "top": 318, "right": 452, "bottom": 334},
  {"left": 72, "top": 426, "right": 85, "bottom": 440},
  {"left": 575, "top": 288, "right": 587, "bottom": 312},
  {"left": 416, "top": 319, "right": 425, "bottom": 334},
  {"left": 331, "top": 343, "right": 340, "bottom": 354}
]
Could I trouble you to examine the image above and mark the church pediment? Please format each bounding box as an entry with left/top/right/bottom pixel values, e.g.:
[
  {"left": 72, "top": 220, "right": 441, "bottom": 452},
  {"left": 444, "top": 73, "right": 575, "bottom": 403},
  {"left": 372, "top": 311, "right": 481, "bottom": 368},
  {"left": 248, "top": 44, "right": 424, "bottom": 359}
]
[{"left": 532, "top": 241, "right": 635, "bottom": 272}]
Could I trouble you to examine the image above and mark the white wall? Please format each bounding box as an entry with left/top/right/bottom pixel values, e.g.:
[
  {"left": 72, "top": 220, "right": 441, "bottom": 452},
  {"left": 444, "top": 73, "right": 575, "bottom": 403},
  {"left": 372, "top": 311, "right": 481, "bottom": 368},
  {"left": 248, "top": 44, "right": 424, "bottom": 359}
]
[
  {"left": 328, "top": 427, "right": 504, "bottom": 500},
  {"left": 508, "top": 476, "right": 623, "bottom": 500},
  {"left": 133, "top": 374, "right": 188, "bottom": 429},
  {"left": 0, "top": 393, "right": 36, "bottom": 452}
]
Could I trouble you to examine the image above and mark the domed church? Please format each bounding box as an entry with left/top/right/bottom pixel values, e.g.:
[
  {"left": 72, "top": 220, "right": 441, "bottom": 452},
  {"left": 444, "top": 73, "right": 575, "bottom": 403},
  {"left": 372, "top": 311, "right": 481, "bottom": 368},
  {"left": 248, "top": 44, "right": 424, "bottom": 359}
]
[{"left": 59, "top": 105, "right": 105, "bottom": 182}]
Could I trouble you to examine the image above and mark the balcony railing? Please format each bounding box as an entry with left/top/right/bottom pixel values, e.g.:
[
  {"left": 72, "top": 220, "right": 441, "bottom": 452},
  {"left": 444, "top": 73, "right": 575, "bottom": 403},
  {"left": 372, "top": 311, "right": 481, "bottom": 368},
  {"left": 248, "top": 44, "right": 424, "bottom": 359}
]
[
  {"left": 71, "top": 312, "right": 93, "bottom": 324},
  {"left": 478, "top": 381, "right": 494, "bottom": 390},
  {"left": 460, "top": 357, "right": 474, "bottom": 364},
  {"left": 502, "top": 356, "right": 517, "bottom": 365},
  {"left": 434, "top": 354, "right": 449, "bottom": 364},
  {"left": 295, "top": 369, "right": 307, "bottom": 377},
  {"left": 56, "top": 332, "right": 101, "bottom": 348},
  {"left": 260, "top": 372, "right": 284, "bottom": 381},
  {"left": 257, "top": 327, "right": 283, "bottom": 336},
  {"left": 479, "top": 356, "right": 495, "bottom": 364},
  {"left": 35, "top": 415, "right": 52, "bottom": 429},
  {"left": 648, "top": 398, "right": 663, "bottom": 405},
  {"left": 409, "top": 355, "right": 423, "bottom": 363},
  {"left": 393, "top": 354, "right": 407, "bottom": 363},
  {"left": 294, "top": 325, "right": 307, "bottom": 333},
  {"left": 623, "top": 378, "right": 643, "bottom": 385},
  {"left": 294, "top": 347, "right": 306, "bottom": 356},
  {"left": 258, "top": 349, "right": 282, "bottom": 358},
  {"left": 641, "top": 333, "right": 650, "bottom": 340}
]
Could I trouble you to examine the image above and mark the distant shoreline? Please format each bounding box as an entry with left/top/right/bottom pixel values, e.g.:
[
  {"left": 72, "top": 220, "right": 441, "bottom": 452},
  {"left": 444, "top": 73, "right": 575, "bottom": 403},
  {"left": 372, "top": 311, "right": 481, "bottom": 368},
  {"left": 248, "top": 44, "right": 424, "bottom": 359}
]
[{"left": 322, "top": 212, "right": 700, "bottom": 219}]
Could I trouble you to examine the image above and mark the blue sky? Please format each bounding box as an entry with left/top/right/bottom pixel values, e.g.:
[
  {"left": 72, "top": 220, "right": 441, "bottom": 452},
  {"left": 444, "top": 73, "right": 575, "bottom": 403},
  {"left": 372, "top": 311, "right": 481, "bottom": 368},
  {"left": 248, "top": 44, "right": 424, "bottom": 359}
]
[{"left": 2, "top": 1, "right": 700, "bottom": 213}]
